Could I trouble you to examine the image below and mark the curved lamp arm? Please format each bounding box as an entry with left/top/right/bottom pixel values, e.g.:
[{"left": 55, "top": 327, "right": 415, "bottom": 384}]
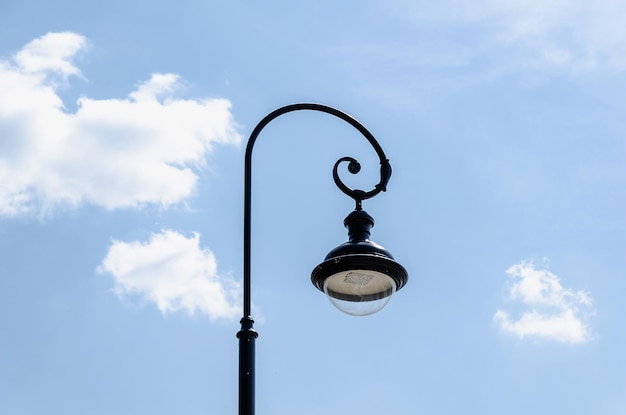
[
  {"left": 238, "top": 103, "right": 394, "bottom": 415},
  {"left": 242, "top": 103, "right": 391, "bottom": 317}
]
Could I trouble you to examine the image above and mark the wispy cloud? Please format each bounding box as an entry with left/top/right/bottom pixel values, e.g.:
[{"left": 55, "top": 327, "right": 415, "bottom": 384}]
[
  {"left": 99, "top": 230, "right": 241, "bottom": 321},
  {"left": 0, "top": 32, "right": 241, "bottom": 217},
  {"left": 478, "top": 0, "right": 626, "bottom": 72},
  {"left": 494, "top": 260, "right": 593, "bottom": 344},
  {"left": 373, "top": 0, "right": 626, "bottom": 81}
]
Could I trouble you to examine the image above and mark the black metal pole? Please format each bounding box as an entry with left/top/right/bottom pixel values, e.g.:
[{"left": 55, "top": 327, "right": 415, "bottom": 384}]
[
  {"left": 236, "top": 316, "right": 256, "bottom": 415},
  {"left": 237, "top": 103, "right": 390, "bottom": 415}
]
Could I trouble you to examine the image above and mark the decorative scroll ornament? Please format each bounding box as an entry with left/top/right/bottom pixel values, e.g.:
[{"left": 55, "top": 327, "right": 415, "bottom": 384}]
[{"left": 332, "top": 156, "right": 392, "bottom": 210}]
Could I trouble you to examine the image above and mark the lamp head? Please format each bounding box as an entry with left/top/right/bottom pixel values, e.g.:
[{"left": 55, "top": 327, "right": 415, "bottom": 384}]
[{"left": 311, "top": 209, "right": 408, "bottom": 316}]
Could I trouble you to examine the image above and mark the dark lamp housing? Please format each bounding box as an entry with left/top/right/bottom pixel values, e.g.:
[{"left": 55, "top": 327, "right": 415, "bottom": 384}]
[{"left": 311, "top": 210, "right": 408, "bottom": 316}]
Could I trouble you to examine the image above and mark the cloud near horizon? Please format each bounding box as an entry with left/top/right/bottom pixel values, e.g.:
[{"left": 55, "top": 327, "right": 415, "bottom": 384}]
[
  {"left": 0, "top": 32, "right": 242, "bottom": 217},
  {"left": 99, "top": 230, "right": 241, "bottom": 320},
  {"left": 494, "top": 260, "right": 593, "bottom": 344}
]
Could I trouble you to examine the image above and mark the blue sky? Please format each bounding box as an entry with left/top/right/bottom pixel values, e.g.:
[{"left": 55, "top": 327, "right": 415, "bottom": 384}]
[{"left": 1, "top": 1, "right": 626, "bottom": 414}]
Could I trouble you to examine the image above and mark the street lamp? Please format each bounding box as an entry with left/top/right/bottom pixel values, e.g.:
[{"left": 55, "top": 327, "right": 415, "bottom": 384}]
[{"left": 237, "top": 103, "right": 408, "bottom": 415}]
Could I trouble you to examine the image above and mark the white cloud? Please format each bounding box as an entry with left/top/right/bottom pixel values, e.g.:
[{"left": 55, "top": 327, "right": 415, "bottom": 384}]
[
  {"left": 480, "top": 0, "right": 626, "bottom": 72},
  {"left": 0, "top": 32, "right": 242, "bottom": 216},
  {"left": 494, "top": 260, "right": 593, "bottom": 344},
  {"left": 14, "top": 31, "right": 87, "bottom": 78},
  {"left": 392, "top": 0, "right": 626, "bottom": 73},
  {"left": 98, "top": 230, "right": 241, "bottom": 321}
]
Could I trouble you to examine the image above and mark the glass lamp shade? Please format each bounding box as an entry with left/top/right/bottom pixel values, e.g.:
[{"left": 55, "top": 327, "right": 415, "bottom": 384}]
[{"left": 311, "top": 210, "right": 408, "bottom": 316}]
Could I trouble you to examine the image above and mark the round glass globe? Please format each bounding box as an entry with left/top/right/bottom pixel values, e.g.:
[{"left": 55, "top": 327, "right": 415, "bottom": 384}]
[{"left": 322, "top": 270, "right": 396, "bottom": 316}]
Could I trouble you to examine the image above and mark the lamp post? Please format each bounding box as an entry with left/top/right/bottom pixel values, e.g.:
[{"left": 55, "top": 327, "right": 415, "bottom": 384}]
[{"left": 237, "top": 103, "right": 408, "bottom": 415}]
